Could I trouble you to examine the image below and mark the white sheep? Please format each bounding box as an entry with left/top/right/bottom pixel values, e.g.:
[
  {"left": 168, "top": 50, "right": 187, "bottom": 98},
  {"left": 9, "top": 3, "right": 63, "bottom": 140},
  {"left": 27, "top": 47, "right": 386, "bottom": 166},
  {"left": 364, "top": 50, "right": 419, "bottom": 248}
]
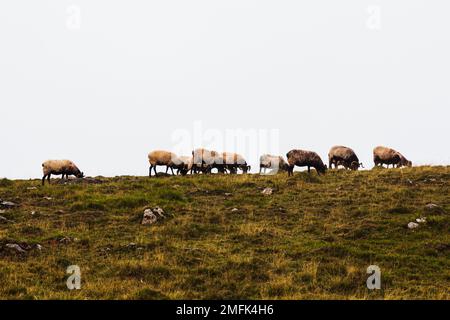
[
  {"left": 42, "top": 160, "right": 84, "bottom": 185},
  {"left": 177, "top": 156, "right": 193, "bottom": 175},
  {"left": 259, "top": 154, "right": 288, "bottom": 174}
]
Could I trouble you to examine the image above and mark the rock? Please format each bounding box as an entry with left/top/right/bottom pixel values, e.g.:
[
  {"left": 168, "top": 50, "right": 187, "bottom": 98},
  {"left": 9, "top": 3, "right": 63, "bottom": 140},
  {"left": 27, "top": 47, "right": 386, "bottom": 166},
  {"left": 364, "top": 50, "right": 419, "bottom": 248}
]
[
  {"left": 141, "top": 207, "right": 168, "bottom": 225},
  {"left": 152, "top": 206, "right": 166, "bottom": 218},
  {"left": 0, "top": 215, "right": 10, "bottom": 224},
  {"left": 27, "top": 187, "right": 38, "bottom": 190},
  {"left": 425, "top": 203, "right": 445, "bottom": 214},
  {"left": 44, "top": 197, "right": 52, "bottom": 201},
  {"left": 0, "top": 209, "right": 6, "bottom": 214},
  {"left": 5, "top": 243, "right": 27, "bottom": 253},
  {"left": 59, "top": 237, "right": 72, "bottom": 244},
  {"left": 407, "top": 222, "right": 419, "bottom": 229},
  {"left": 224, "top": 193, "right": 232, "bottom": 197},
  {"left": 142, "top": 210, "right": 158, "bottom": 225},
  {"left": 261, "top": 188, "right": 273, "bottom": 196},
  {"left": 35, "top": 244, "right": 43, "bottom": 251},
  {"left": 231, "top": 208, "right": 239, "bottom": 212},
  {"left": 1, "top": 201, "right": 17, "bottom": 208},
  {"left": 416, "top": 217, "right": 427, "bottom": 223},
  {"left": 56, "top": 210, "right": 65, "bottom": 214}
]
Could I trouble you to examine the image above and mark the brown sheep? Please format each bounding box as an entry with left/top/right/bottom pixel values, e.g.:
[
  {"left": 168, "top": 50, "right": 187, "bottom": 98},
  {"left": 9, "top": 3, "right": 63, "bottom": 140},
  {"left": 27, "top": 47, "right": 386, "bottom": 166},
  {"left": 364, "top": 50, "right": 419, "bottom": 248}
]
[
  {"left": 148, "top": 150, "right": 183, "bottom": 177},
  {"left": 259, "top": 154, "right": 289, "bottom": 174},
  {"left": 328, "top": 146, "right": 363, "bottom": 170},
  {"left": 373, "top": 146, "right": 412, "bottom": 168},
  {"left": 42, "top": 160, "right": 84, "bottom": 185},
  {"left": 286, "top": 149, "right": 327, "bottom": 176}
]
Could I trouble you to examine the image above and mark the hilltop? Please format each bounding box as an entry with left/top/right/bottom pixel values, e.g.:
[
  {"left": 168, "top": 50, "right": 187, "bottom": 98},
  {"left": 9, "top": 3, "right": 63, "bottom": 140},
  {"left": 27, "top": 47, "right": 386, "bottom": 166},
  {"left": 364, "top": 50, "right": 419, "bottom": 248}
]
[{"left": 0, "top": 166, "right": 448, "bottom": 299}]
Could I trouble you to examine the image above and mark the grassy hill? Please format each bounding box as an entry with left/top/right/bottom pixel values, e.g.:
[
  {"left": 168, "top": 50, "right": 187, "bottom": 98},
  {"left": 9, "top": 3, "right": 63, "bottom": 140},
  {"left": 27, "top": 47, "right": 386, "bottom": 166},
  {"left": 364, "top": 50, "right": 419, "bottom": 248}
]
[{"left": 0, "top": 166, "right": 448, "bottom": 299}]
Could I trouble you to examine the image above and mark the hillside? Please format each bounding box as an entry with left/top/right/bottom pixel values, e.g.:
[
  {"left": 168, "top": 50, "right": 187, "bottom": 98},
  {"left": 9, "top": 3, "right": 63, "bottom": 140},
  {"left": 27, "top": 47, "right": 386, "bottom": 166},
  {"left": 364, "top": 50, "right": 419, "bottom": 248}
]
[{"left": 0, "top": 166, "right": 448, "bottom": 299}]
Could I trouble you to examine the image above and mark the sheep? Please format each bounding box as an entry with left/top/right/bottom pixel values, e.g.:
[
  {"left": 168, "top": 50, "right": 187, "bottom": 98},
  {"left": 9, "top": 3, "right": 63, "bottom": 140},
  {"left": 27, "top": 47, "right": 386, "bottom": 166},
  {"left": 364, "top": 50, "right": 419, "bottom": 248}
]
[
  {"left": 286, "top": 149, "right": 327, "bottom": 176},
  {"left": 191, "top": 148, "right": 221, "bottom": 174},
  {"left": 373, "top": 146, "right": 412, "bottom": 168},
  {"left": 328, "top": 146, "right": 363, "bottom": 170},
  {"left": 176, "top": 156, "right": 193, "bottom": 176},
  {"left": 42, "top": 160, "right": 84, "bottom": 185},
  {"left": 222, "top": 152, "right": 251, "bottom": 174},
  {"left": 148, "top": 150, "right": 184, "bottom": 177},
  {"left": 259, "top": 154, "right": 289, "bottom": 174}
]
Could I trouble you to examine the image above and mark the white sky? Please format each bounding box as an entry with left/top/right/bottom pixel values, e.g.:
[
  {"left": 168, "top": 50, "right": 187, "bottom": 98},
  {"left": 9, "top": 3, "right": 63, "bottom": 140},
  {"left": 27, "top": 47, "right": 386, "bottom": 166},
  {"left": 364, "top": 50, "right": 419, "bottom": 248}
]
[{"left": 1, "top": 1, "right": 449, "bottom": 179}]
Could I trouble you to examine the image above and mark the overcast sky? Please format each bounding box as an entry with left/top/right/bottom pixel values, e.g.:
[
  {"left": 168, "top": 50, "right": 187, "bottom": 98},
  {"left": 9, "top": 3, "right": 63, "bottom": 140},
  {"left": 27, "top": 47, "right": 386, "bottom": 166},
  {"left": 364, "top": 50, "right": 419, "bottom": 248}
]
[{"left": 1, "top": 1, "right": 449, "bottom": 179}]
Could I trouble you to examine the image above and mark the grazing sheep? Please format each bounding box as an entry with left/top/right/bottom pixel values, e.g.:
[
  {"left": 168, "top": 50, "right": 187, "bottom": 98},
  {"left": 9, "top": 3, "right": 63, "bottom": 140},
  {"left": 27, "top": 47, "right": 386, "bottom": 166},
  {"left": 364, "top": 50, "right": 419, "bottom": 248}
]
[
  {"left": 222, "top": 152, "right": 251, "bottom": 174},
  {"left": 259, "top": 154, "right": 288, "bottom": 174},
  {"left": 286, "top": 149, "right": 327, "bottom": 176},
  {"left": 373, "top": 146, "right": 412, "bottom": 168},
  {"left": 176, "top": 156, "right": 193, "bottom": 176},
  {"left": 328, "top": 146, "right": 363, "bottom": 170},
  {"left": 148, "top": 150, "right": 183, "bottom": 177},
  {"left": 42, "top": 160, "right": 84, "bottom": 185},
  {"left": 191, "top": 148, "right": 221, "bottom": 174}
]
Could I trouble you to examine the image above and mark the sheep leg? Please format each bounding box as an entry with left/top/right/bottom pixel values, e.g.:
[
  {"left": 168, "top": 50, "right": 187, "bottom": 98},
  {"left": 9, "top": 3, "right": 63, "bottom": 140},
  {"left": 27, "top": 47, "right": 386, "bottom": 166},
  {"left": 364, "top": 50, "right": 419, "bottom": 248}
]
[
  {"left": 154, "top": 165, "right": 158, "bottom": 176},
  {"left": 170, "top": 167, "right": 175, "bottom": 175},
  {"left": 42, "top": 175, "right": 47, "bottom": 185},
  {"left": 149, "top": 166, "right": 152, "bottom": 177},
  {"left": 47, "top": 174, "right": 51, "bottom": 184},
  {"left": 288, "top": 166, "right": 293, "bottom": 176}
]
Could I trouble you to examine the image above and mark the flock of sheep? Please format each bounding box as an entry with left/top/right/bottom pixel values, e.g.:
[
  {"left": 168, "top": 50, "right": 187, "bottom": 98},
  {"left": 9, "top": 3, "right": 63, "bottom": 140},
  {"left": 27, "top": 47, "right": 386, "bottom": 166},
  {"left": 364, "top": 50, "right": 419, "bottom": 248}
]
[{"left": 40, "top": 145, "right": 412, "bottom": 185}]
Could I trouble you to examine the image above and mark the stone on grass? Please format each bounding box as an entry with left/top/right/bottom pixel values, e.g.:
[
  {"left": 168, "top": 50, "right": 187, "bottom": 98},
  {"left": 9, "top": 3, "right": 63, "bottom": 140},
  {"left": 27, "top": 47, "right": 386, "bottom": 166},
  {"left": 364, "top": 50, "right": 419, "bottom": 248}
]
[
  {"left": 261, "top": 188, "right": 273, "bottom": 196},
  {"left": 59, "top": 237, "right": 72, "bottom": 244},
  {"left": 425, "top": 203, "right": 445, "bottom": 214},
  {"left": 1, "top": 201, "right": 17, "bottom": 208},
  {"left": 231, "top": 208, "right": 239, "bottom": 212},
  {"left": 0, "top": 215, "right": 10, "bottom": 223},
  {"left": 142, "top": 209, "right": 158, "bottom": 225},
  {"left": 407, "top": 222, "right": 419, "bottom": 230},
  {"left": 5, "top": 243, "right": 27, "bottom": 253},
  {"left": 152, "top": 206, "right": 166, "bottom": 218}
]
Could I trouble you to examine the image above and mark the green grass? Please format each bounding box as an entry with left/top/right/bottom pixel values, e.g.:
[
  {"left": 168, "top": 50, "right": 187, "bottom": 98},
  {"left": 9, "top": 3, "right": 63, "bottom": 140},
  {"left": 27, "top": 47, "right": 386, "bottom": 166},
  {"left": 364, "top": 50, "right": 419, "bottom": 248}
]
[{"left": 0, "top": 166, "right": 448, "bottom": 299}]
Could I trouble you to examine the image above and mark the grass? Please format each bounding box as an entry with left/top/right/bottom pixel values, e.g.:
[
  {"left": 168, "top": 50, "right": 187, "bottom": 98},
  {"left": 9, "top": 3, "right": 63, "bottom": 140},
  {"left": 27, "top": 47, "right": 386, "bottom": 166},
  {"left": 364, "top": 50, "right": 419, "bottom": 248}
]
[{"left": 0, "top": 166, "right": 448, "bottom": 300}]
